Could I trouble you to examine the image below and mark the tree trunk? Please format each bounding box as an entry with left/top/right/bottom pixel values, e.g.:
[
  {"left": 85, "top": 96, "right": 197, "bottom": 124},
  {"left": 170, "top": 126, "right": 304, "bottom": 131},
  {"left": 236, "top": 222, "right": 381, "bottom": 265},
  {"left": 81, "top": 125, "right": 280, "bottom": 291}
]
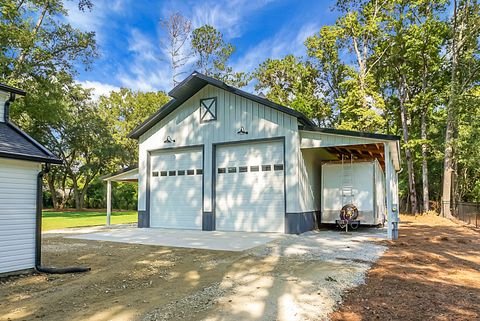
[
  {"left": 79, "top": 189, "right": 86, "bottom": 209},
  {"left": 399, "top": 79, "right": 419, "bottom": 214},
  {"left": 421, "top": 111, "right": 429, "bottom": 212},
  {"left": 72, "top": 177, "right": 81, "bottom": 210},
  {"left": 441, "top": 0, "right": 460, "bottom": 219},
  {"left": 46, "top": 172, "right": 59, "bottom": 209},
  {"left": 11, "top": 1, "right": 49, "bottom": 78}
]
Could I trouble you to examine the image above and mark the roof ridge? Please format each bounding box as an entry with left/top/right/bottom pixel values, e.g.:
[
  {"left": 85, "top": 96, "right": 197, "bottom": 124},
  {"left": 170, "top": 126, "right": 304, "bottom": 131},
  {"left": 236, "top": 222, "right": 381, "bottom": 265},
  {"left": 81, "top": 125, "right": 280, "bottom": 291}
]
[{"left": 129, "top": 72, "right": 313, "bottom": 139}]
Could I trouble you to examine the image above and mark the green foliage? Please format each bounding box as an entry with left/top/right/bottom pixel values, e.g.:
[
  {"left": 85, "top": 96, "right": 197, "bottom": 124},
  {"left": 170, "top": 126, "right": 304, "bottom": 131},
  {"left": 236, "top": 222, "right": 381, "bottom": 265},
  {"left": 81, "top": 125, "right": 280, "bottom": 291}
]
[
  {"left": 456, "top": 87, "right": 480, "bottom": 201},
  {"left": 255, "top": 0, "right": 480, "bottom": 207},
  {"left": 0, "top": 0, "right": 97, "bottom": 81},
  {"left": 254, "top": 55, "right": 329, "bottom": 122},
  {"left": 83, "top": 179, "right": 138, "bottom": 210},
  {"left": 191, "top": 25, "right": 249, "bottom": 87},
  {"left": 97, "top": 88, "right": 170, "bottom": 167},
  {"left": 1, "top": 0, "right": 479, "bottom": 211}
]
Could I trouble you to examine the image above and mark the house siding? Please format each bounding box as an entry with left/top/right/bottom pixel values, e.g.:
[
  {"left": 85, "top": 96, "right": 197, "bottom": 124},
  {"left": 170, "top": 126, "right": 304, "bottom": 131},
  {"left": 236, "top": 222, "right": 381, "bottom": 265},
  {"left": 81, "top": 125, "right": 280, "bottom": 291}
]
[
  {"left": 298, "top": 149, "right": 322, "bottom": 212},
  {"left": 0, "top": 158, "right": 40, "bottom": 274},
  {"left": 138, "top": 84, "right": 304, "bottom": 216}
]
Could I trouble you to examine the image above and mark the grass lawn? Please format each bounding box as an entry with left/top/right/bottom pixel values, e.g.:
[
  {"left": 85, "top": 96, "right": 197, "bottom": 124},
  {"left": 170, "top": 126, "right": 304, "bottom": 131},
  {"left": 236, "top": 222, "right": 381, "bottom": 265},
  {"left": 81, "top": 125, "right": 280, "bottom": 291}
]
[{"left": 42, "top": 210, "right": 137, "bottom": 231}]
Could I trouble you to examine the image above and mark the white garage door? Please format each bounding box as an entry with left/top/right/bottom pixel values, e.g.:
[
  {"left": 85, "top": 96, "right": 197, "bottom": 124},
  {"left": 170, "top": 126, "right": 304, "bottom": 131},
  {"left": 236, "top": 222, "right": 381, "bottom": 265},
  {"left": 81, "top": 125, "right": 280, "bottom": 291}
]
[
  {"left": 215, "top": 141, "right": 285, "bottom": 232},
  {"left": 150, "top": 148, "right": 203, "bottom": 229}
]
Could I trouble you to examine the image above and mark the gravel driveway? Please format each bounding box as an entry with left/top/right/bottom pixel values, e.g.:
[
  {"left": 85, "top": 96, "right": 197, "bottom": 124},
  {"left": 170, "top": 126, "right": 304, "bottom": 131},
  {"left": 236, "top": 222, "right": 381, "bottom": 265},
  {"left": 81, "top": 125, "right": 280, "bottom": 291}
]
[
  {"left": 144, "top": 228, "right": 387, "bottom": 321},
  {"left": 1, "top": 227, "right": 387, "bottom": 321}
]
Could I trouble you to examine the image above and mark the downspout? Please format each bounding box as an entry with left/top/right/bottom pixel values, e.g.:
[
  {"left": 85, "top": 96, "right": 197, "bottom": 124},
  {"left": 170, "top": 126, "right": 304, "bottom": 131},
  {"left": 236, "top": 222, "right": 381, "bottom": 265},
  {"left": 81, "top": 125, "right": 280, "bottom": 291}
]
[
  {"left": 4, "top": 92, "right": 15, "bottom": 122},
  {"left": 36, "top": 163, "right": 90, "bottom": 274}
]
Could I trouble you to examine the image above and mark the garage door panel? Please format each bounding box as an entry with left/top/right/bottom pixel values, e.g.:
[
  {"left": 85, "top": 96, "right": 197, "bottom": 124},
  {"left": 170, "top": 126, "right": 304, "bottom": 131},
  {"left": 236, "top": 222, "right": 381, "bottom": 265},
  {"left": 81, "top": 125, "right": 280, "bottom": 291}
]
[
  {"left": 215, "top": 141, "right": 284, "bottom": 233},
  {"left": 150, "top": 148, "right": 203, "bottom": 229}
]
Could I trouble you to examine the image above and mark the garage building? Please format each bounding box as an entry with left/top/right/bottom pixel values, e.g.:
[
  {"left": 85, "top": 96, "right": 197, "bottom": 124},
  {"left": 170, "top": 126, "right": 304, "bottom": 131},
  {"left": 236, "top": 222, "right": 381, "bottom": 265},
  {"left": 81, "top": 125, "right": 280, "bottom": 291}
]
[
  {"left": 0, "top": 84, "right": 62, "bottom": 275},
  {"left": 127, "top": 72, "right": 401, "bottom": 238}
]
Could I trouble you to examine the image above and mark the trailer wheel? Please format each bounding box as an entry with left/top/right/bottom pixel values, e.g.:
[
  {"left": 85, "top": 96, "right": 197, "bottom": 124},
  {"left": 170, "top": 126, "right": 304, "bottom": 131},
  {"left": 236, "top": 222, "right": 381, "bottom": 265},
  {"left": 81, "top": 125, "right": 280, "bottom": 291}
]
[{"left": 340, "top": 204, "right": 359, "bottom": 221}]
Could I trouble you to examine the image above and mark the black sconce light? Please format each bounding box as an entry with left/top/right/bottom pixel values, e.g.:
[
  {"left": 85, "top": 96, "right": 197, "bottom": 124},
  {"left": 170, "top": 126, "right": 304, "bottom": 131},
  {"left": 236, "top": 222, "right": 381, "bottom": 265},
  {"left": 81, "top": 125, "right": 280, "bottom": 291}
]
[
  {"left": 164, "top": 136, "right": 175, "bottom": 143},
  {"left": 237, "top": 126, "right": 248, "bottom": 135}
]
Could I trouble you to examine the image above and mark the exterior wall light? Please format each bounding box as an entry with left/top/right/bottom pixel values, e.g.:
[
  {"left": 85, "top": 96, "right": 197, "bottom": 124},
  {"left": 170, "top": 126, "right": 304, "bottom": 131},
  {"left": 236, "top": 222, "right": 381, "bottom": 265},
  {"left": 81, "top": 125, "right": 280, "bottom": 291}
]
[
  {"left": 237, "top": 127, "right": 248, "bottom": 135},
  {"left": 164, "top": 136, "right": 175, "bottom": 143}
]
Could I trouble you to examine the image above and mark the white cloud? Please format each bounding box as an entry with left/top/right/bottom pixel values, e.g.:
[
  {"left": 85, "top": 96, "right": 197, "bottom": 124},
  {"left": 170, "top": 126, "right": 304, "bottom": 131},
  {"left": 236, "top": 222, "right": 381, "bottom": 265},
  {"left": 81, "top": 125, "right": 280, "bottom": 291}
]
[
  {"left": 116, "top": 28, "right": 172, "bottom": 92},
  {"left": 162, "top": 0, "right": 275, "bottom": 39},
  {"left": 233, "top": 21, "right": 321, "bottom": 74},
  {"left": 64, "top": 0, "right": 129, "bottom": 43},
  {"left": 77, "top": 80, "right": 120, "bottom": 100}
]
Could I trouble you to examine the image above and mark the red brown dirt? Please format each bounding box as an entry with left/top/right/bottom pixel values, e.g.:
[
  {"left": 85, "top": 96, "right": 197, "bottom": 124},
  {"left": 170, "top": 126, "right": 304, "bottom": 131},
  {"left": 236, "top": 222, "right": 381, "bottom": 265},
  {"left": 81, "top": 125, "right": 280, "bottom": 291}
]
[{"left": 330, "top": 214, "right": 480, "bottom": 321}]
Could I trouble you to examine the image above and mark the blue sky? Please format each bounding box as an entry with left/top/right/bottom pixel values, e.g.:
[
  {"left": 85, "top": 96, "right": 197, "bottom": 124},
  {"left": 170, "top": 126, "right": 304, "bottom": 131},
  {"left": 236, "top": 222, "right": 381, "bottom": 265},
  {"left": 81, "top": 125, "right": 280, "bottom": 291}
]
[{"left": 66, "top": 0, "right": 339, "bottom": 97}]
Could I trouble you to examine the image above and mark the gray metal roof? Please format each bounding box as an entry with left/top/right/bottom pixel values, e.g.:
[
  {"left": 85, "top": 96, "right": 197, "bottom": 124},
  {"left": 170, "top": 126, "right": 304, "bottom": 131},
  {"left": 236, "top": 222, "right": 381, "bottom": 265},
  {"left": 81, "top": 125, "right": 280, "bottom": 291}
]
[
  {"left": 100, "top": 165, "right": 138, "bottom": 180},
  {"left": 127, "top": 72, "right": 401, "bottom": 144},
  {"left": 300, "top": 125, "right": 401, "bottom": 141},
  {"left": 0, "top": 83, "right": 26, "bottom": 96},
  {"left": 0, "top": 122, "right": 62, "bottom": 164},
  {"left": 128, "top": 71, "right": 314, "bottom": 139}
]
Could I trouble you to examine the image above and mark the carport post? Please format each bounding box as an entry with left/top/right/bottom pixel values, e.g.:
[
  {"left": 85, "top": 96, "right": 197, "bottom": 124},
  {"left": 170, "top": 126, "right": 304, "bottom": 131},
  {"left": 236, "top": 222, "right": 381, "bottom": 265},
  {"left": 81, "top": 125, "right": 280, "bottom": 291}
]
[
  {"left": 106, "top": 180, "right": 111, "bottom": 226},
  {"left": 384, "top": 143, "right": 398, "bottom": 240}
]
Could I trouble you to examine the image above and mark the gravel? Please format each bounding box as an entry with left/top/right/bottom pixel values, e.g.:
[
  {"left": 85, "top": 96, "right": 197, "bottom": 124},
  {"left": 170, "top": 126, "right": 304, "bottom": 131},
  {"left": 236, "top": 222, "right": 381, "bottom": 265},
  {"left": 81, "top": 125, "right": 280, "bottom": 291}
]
[
  {"left": 142, "top": 282, "right": 228, "bottom": 321},
  {"left": 141, "top": 227, "right": 388, "bottom": 321},
  {"left": 247, "top": 228, "right": 388, "bottom": 263}
]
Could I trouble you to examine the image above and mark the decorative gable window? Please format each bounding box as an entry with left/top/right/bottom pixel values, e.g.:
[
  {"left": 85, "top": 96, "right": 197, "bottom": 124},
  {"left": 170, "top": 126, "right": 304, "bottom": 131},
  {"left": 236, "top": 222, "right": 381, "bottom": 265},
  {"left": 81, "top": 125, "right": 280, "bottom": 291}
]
[{"left": 200, "top": 97, "right": 217, "bottom": 122}]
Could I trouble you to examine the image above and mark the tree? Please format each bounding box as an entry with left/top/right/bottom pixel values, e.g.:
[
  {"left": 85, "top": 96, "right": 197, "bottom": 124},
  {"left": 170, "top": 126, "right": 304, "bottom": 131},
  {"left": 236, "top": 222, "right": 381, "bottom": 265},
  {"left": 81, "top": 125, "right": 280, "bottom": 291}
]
[
  {"left": 160, "top": 12, "right": 192, "bottom": 87},
  {"left": 407, "top": 1, "right": 447, "bottom": 212},
  {"left": 1, "top": 0, "right": 97, "bottom": 82},
  {"left": 305, "top": 26, "right": 349, "bottom": 126},
  {"left": 331, "top": 0, "right": 392, "bottom": 131},
  {"left": 1, "top": 1, "right": 100, "bottom": 209},
  {"left": 97, "top": 88, "right": 170, "bottom": 167},
  {"left": 34, "top": 84, "right": 117, "bottom": 209},
  {"left": 191, "top": 25, "right": 248, "bottom": 87},
  {"left": 455, "top": 87, "right": 480, "bottom": 202},
  {"left": 374, "top": 0, "right": 448, "bottom": 214},
  {"left": 441, "top": 0, "right": 480, "bottom": 217},
  {"left": 254, "top": 55, "right": 333, "bottom": 123}
]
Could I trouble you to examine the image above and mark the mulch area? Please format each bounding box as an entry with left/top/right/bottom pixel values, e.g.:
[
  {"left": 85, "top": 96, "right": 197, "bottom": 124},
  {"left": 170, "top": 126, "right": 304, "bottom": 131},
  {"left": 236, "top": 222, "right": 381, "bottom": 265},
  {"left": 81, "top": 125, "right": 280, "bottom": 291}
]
[{"left": 330, "top": 214, "right": 480, "bottom": 321}]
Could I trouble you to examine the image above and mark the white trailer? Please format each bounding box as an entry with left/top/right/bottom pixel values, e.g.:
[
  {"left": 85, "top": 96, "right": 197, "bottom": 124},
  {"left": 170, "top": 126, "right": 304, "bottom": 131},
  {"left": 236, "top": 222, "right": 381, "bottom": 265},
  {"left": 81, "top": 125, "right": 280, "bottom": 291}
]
[{"left": 321, "top": 160, "right": 386, "bottom": 225}]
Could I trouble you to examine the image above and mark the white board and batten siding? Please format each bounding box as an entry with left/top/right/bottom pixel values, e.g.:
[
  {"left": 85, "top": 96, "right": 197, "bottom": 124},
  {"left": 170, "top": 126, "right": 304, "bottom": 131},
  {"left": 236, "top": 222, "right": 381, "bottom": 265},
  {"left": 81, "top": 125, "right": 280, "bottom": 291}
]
[
  {"left": 138, "top": 84, "right": 303, "bottom": 218},
  {"left": 0, "top": 158, "right": 40, "bottom": 274}
]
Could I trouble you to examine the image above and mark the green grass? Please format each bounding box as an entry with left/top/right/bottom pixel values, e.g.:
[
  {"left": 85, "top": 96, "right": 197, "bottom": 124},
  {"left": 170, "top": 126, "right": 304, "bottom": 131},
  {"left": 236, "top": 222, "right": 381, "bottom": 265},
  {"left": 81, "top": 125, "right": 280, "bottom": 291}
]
[{"left": 42, "top": 210, "right": 138, "bottom": 231}]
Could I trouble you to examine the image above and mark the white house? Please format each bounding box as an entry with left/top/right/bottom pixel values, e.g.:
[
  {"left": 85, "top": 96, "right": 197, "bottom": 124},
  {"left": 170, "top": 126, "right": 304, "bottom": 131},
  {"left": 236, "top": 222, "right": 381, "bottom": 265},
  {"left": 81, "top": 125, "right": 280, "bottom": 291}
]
[
  {"left": 0, "top": 83, "right": 62, "bottom": 276},
  {"left": 125, "top": 72, "right": 401, "bottom": 238}
]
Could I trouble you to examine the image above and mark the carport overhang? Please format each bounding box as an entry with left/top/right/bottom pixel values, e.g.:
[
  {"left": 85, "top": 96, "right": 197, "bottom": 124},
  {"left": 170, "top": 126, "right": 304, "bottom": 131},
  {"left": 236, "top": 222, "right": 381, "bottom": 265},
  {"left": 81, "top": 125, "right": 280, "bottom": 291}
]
[
  {"left": 101, "top": 166, "right": 138, "bottom": 226},
  {"left": 299, "top": 127, "right": 401, "bottom": 170},
  {"left": 299, "top": 127, "right": 401, "bottom": 240}
]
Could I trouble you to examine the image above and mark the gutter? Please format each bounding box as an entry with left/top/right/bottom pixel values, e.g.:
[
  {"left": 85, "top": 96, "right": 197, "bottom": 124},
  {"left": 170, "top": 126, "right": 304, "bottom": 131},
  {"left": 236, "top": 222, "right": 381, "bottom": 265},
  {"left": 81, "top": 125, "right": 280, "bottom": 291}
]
[{"left": 35, "top": 163, "right": 90, "bottom": 274}]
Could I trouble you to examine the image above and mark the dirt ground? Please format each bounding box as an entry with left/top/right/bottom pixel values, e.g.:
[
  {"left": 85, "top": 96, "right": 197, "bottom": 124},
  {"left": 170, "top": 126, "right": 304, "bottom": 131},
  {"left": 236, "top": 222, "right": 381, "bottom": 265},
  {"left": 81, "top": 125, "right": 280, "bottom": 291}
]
[
  {"left": 1, "top": 229, "right": 382, "bottom": 321},
  {"left": 1, "top": 214, "right": 478, "bottom": 321},
  {"left": 330, "top": 214, "right": 480, "bottom": 321},
  {"left": 0, "top": 238, "right": 238, "bottom": 321}
]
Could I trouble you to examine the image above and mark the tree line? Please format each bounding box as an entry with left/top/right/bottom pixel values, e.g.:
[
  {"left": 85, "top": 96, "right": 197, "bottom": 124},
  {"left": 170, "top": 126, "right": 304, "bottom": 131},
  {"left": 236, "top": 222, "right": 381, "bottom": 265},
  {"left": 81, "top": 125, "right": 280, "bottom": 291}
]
[{"left": 1, "top": 0, "right": 479, "bottom": 215}]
